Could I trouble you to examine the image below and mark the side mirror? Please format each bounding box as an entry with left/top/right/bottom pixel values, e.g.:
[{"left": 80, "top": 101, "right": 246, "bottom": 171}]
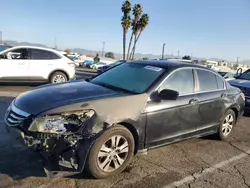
[
  {"left": 150, "top": 89, "right": 179, "bottom": 102},
  {"left": 224, "top": 76, "right": 229, "bottom": 79}
]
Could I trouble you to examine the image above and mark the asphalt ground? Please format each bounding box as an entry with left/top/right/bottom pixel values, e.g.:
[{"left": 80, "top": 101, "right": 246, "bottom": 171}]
[{"left": 0, "top": 67, "right": 249, "bottom": 188}]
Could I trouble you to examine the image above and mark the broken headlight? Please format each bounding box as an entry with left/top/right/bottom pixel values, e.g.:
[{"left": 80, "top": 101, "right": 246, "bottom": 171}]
[{"left": 28, "top": 110, "right": 95, "bottom": 134}]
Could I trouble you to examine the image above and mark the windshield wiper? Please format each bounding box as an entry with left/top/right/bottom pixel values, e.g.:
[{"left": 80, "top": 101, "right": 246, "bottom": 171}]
[{"left": 94, "top": 82, "right": 137, "bottom": 94}]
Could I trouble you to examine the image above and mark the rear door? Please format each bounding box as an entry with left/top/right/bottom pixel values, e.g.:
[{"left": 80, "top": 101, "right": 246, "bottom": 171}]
[
  {"left": 28, "top": 49, "right": 62, "bottom": 80},
  {"left": 195, "top": 69, "right": 227, "bottom": 131},
  {"left": 0, "top": 48, "right": 29, "bottom": 80}
]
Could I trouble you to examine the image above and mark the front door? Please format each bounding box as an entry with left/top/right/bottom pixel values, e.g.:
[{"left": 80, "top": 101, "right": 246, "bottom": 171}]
[
  {"left": 146, "top": 68, "right": 201, "bottom": 148},
  {"left": 0, "top": 48, "right": 29, "bottom": 80}
]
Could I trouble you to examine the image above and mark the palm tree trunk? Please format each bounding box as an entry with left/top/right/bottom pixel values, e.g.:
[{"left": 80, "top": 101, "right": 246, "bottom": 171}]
[
  {"left": 123, "top": 28, "right": 126, "bottom": 61},
  {"left": 129, "top": 35, "right": 136, "bottom": 60},
  {"left": 131, "top": 31, "right": 142, "bottom": 60},
  {"left": 126, "top": 32, "right": 134, "bottom": 60}
]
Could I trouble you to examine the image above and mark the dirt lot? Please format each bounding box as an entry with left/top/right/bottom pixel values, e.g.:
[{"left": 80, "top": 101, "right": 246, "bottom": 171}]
[{"left": 0, "top": 67, "right": 250, "bottom": 188}]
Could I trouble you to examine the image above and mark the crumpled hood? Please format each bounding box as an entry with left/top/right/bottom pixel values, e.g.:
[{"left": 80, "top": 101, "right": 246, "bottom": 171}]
[
  {"left": 14, "top": 80, "right": 119, "bottom": 114},
  {"left": 229, "top": 79, "right": 250, "bottom": 88}
]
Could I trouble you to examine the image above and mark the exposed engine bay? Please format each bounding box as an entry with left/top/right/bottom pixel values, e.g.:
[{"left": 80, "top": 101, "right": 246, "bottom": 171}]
[{"left": 22, "top": 110, "right": 96, "bottom": 172}]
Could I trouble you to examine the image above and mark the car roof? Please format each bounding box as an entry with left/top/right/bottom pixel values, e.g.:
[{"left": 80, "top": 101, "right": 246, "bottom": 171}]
[
  {"left": 1, "top": 45, "right": 65, "bottom": 55},
  {"left": 130, "top": 60, "right": 212, "bottom": 71}
]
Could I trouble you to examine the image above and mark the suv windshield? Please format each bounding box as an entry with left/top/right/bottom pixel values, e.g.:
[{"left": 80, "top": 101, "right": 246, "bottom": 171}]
[
  {"left": 91, "top": 63, "right": 165, "bottom": 94},
  {"left": 237, "top": 69, "right": 250, "bottom": 80},
  {"left": 63, "top": 54, "right": 75, "bottom": 61}
]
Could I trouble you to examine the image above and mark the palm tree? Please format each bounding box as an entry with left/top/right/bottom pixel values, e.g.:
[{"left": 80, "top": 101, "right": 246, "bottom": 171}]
[
  {"left": 121, "top": 15, "right": 131, "bottom": 60},
  {"left": 131, "top": 14, "right": 149, "bottom": 60},
  {"left": 127, "top": 4, "right": 142, "bottom": 60},
  {"left": 121, "top": 0, "right": 131, "bottom": 60}
]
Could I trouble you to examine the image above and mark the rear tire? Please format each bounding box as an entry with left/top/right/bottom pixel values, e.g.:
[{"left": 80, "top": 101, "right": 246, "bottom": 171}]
[
  {"left": 86, "top": 125, "right": 134, "bottom": 179},
  {"left": 49, "top": 71, "right": 68, "bottom": 83},
  {"left": 216, "top": 109, "right": 236, "bottom": 141}
]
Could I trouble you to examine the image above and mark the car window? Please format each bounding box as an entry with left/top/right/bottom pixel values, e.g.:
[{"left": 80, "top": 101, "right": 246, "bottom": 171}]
[
  {"left": 2, "top": 48, "right": 28, "bottom": 60},
  {"left": 30, "top": 49, "right": 60, "bottom": 60},
  {"left": 197, "top": 69, "right": 218, "bottom": 92},
  {"left": 238, "top": 70, "right": 250, "bottom": 80},
  {"left": 216, "top": 75, "right": 224, "bottom": 89},
  {"left": 91, "top": 63, "right": 165, "bottom": 94},
  {"left": 159, "top": 69, "right": 194, "bottom": 95}
]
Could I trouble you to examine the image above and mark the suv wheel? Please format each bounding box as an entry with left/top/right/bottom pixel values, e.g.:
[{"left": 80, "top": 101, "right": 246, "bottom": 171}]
[
  {"left": 50, "top": 71, "right": 68, "bottom": 83},
  {"left": 87, "top": 125, "right": 134, "bottom": 179},
  {"left": 217, "top": 109, "right": 236, "bottom": 140}
]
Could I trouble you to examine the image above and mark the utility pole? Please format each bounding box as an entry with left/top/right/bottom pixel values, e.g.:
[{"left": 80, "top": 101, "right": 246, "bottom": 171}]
[
  {"left": 0, "top": 31, "right": 2, "bottom": 45},
  {"left": 162, "top": 43, "right": 166, "bottom": 60},
  {"left": 177, "top": 50, "right": 180, "bottom": 59},
  {"left": 102, "top": 42, "right": 105, "bottom": 57},
  {"left": 54, "top": 37, "right": 57, "bottom": 49},
  {"left": 236, "top": 57, "right": 239, "bottom": 64}
]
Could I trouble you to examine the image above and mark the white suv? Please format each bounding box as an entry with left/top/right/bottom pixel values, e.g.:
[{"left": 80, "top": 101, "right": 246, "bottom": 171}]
[{"left": 0, "top": 46, "right": 76, "bottom": 83}]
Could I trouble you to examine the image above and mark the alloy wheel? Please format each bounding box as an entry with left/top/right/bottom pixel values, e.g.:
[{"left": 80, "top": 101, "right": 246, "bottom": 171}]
[
  {"left": 97, "top": 135, "right": 129, "bottom": 172},
  {"left": 52, "top": 75, "right": 66, "bottom": 83},
  {"left": 222, "top": 114, "right": 234, "bottom": 136}
]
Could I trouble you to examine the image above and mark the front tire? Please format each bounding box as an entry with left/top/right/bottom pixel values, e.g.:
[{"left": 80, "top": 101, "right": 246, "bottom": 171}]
[
  {"left": 86, "top": 125, "right": 134, "bottom": 179},
  {"left": 49, "top": 71, "right": 68, "bottom": 83},
  {"left": 216, "top": 109, "right": 236, "bottom": 140}
]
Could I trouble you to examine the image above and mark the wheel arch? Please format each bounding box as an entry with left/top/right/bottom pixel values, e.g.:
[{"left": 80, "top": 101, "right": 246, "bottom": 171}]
[
  {"left": 48, "top": 69, "right": 69, "bottom": 81},
  {"left": 118, "top": 122, "right": 140, "bottom": 155},
  {"left": 226, "top": 104, "right": 240, "bottom": 123}
]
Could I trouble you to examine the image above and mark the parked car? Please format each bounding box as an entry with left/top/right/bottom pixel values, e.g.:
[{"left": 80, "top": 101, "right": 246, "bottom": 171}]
[
  {"left": 84, "top": 60, "right": 95, "bottom": 68},
  {"left": 5, "top": 60, "right": 245, "bottom": 179},
  {"left": 0, "top": 46, "right": 76, "bottom": 83},
  {"left": 228, "top": 68, "right": 250, "bottom": 111},
  {"left": 0, "top": 45, "right": 12, "bottom": 52},
  {"left": 90, "top": 62, "right": 107, "bottom": 70},
  {"left": 97, "top": 60, "right": 125, "bottom": 74},
  {"left": 218, "top": 71, "right": 235, "bottom": 81}
]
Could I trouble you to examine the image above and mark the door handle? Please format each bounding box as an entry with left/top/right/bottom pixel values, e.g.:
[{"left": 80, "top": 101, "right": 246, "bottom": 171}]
[
  {"left": 189, "top": 98, "right": 199, "bottom": 104},
  {"left": 221, "top": 93, "right": 227, "bottom": 97}
]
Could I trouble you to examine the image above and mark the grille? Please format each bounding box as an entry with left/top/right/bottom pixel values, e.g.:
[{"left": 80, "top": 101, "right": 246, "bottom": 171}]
[{"left": 5, "top": 104, "right": 30, "bottom": 127}]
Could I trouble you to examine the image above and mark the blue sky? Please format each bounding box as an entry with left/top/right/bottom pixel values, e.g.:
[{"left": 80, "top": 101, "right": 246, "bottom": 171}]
[{"left": 1, "top": 0, "right": 250, "bottom": 61}]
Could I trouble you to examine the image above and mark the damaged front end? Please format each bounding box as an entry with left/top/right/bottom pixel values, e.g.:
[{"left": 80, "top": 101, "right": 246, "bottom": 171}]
[{"left": 9, "top": 109, "right": 99, "bottom": 177}]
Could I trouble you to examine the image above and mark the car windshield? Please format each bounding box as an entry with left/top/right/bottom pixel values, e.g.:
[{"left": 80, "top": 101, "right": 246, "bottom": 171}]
[
  {"left": 218, "top": 72, "right": 227, "bottom": 77},
  {"left": 91, "top": 63, "right": 165, "bottom": 94},
  {"left": 237, "top": 69, "right": 250, "bottom": 80},
  {"left": 63, "top": 54, "right": 74, "bottom": 61},
  {"left": 0, "top": 46, "right": 11, "bottom": 52}
]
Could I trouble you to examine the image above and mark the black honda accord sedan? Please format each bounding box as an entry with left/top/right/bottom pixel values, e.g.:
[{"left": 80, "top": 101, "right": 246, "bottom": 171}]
[{"left": 4, "top": 60, "right": 245, "bottom": 179}]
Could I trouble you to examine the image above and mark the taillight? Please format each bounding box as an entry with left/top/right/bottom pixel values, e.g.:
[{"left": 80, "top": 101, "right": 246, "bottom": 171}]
[
  {"left": 240, "top": 92, "right": 245, "bottom": 101},
  {"left": 68, "top": 62, "right": 76, "bottom": 67}
]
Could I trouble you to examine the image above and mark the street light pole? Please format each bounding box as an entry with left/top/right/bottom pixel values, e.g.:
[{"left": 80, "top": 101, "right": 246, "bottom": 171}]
[
  {"left": 162, "top": 43, "right": 166, "bottom": 60},
  {"left": 0, "top": 31, "right": 2, "bottom": 45},
  {"left": 102, "top": 42, "right": 105, "bottom": 57}
]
